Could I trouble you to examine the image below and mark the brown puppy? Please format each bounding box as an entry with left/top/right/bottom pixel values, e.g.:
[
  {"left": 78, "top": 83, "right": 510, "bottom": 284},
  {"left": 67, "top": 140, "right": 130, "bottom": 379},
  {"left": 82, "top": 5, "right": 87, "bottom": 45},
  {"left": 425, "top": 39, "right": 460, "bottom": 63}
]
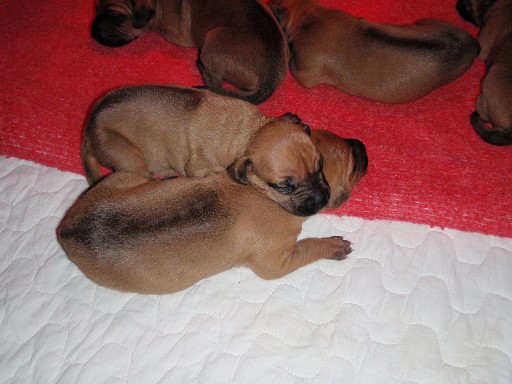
[
  {"left": 91, "top": 0, "right": 288, "bottom": 104},
  {"left": 457, "top": 0, "right": 512, "bottom": 145},
  {"left": 82, "top": 85, "right": 330, "bottom": 217},
  {"left": 57, "top": 130, "right": 368, "bottom": 294},
  {"left": 269, "top": 0, "right": 480, "bottom": 104}
]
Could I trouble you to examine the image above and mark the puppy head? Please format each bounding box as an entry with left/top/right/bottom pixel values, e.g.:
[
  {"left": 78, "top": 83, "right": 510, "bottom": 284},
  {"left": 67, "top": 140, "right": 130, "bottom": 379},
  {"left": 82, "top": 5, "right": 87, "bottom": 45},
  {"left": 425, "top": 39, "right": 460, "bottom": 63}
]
[
  {"left": 456, "top": 0, "right": 498, "bottom": 25},
  {"left": 228, "top": 113, "right": 330, "bottom": 216},
  {"left": 310, "top": 130, "right": 368, "bottom": 209},
  {"left": 92, "top": 0, "right": 156, "bottom": 47}
]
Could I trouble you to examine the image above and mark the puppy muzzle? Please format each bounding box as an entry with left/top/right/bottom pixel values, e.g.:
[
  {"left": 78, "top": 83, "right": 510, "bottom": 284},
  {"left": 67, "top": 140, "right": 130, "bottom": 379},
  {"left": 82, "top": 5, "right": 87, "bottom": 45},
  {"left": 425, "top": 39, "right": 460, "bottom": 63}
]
[{"left": 293, "top": 173, "right": 331, "bottom": 216}]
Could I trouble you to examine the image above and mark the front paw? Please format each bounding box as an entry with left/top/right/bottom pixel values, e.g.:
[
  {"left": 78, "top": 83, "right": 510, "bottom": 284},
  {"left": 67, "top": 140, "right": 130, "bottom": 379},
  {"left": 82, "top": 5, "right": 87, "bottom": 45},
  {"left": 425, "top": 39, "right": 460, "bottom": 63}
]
[
  {"left": 279, "top": 112, "right": 302, "bottom": 124},
  {"left": 324, "top": 236, "right": 352, "bottom": 260}
]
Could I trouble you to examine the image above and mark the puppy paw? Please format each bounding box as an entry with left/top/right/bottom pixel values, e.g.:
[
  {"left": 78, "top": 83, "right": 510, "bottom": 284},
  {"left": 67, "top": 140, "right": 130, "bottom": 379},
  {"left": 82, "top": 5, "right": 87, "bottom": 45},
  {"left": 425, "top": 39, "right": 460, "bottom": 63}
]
[
  {"left": 280, "top": 112, "right": 302, "bottom": 124},
  {"left": 324, "top": 236, "right": 352, "bottom": 260},
  {"left": 279, "top": 112, "right": 311, "bottom": 135}
]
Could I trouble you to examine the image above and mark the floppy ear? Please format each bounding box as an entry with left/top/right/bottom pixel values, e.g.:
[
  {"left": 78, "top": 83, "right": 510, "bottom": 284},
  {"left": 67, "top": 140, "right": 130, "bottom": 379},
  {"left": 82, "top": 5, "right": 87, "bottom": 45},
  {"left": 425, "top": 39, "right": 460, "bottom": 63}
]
[
  {"left": 132, "top": 1, "right": 155, "bottom": 28},
  {"left": 227, "top": 157, "right": 252, "bottom": 185}
]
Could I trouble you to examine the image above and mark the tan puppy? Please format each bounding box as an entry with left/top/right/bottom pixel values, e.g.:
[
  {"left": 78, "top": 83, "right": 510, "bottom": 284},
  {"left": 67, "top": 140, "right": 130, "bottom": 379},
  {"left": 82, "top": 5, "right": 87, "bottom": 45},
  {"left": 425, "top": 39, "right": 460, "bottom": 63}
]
[
  {"left": 82, "top": 85, "right": 330, "bottom": 216},
  {"left": 457, "top": 0, "right": 512, "bottom": 145},
  {"left": 57, "top": 130, "right": 368, "bottom": 294},
  {"left": 269, "top": 0, "right": 480, "bottom": 103},
  {"left": 91, "top": 0, "right": 288, "bottom": 104}
]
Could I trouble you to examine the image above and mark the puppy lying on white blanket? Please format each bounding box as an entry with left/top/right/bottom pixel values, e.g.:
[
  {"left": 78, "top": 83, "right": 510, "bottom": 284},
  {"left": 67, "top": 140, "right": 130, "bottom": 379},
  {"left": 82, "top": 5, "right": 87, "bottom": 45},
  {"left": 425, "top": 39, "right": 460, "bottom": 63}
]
[{"left": 58, "top": 130, "right": 368, "bottom": 294}]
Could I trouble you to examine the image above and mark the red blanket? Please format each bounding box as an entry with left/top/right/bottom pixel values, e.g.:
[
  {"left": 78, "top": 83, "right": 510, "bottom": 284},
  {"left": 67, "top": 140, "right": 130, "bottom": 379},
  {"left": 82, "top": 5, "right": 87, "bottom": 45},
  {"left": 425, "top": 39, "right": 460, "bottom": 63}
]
[{"left": 1, "top": 0, "right": 511, "bottom": 237}]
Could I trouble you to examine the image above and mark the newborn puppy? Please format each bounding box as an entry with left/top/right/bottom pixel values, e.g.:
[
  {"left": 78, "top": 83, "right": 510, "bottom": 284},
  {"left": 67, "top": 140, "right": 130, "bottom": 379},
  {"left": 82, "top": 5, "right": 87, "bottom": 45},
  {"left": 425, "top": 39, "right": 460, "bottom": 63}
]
[
  {"left": 457, "top": 0, "right": 512, "bottom": 145},
  {"left": 270, "top": 0, "right": 480, "bottom": 103},
  {"left": 57, "top": 130, "right": 368, "bottom": 294},
  {"left": 91, "top": 0, "right": 289, "bottom": 104},
  {"left": 82, "top": 85, "right": 329, "bottom": 216}
]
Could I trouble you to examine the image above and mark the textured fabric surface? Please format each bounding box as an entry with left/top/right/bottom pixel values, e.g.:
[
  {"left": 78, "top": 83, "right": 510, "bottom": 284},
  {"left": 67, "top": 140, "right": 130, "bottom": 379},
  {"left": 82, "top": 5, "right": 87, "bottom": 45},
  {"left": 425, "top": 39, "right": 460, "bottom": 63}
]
[
  {"left": 1, "top": 155, "right": 512, "bottom": 383},
  {"left": 0, "top": 0, "right": 511, "bottom": 236}
]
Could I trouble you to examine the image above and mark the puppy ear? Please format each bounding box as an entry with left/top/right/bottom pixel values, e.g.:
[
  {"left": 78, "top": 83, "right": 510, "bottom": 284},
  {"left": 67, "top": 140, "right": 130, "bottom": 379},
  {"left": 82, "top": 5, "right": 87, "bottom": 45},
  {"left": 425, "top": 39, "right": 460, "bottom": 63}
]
[
  {"left": 227, "top": 157, "right": 252, "bottom": 185},
  {"left": 278, "top": 112, "right": 311, "bottom": 135},
  {"left": 132, "top": 3, "right": 155, "bottom": 29}
]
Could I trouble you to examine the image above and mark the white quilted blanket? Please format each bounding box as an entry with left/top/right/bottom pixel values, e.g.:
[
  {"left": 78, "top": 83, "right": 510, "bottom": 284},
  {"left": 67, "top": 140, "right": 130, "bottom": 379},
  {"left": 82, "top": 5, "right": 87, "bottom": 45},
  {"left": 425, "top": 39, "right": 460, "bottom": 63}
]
[{"left": 1, "top": 155, "right": 511, "bottom": 384}]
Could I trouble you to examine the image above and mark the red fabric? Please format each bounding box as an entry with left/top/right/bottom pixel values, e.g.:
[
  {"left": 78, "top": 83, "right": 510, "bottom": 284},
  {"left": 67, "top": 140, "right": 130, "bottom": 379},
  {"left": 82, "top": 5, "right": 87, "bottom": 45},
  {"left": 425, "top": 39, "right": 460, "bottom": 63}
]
[{"left": 1, "top": 0, "right": 511, "bottom": 237}]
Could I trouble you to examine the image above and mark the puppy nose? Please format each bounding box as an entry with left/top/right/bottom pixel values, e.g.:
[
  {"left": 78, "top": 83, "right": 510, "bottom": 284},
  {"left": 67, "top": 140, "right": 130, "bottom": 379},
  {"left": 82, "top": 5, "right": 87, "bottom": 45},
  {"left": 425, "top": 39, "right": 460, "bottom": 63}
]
[
  {"left": 347, "top": 139, "right": 368, "bottom": 175},
  {"left": 299, "top": 182, "right": 330, "bottom": 216},
  {"left": 91, "top": 17, "right": 130, "bottom": 47},
  {"left": 91, "top": 19, "right": 102, "bottom": 42}
]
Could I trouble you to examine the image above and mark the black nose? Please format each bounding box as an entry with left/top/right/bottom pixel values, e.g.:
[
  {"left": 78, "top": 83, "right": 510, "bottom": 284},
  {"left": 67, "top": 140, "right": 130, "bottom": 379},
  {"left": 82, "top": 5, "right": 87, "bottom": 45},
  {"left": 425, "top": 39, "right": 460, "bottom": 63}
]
[
  {"left": 295, "top": 178, "right": 330, "bottom": 216},
  {"left": 456, "top": 0, "right": 478, "bottom": 25},
  {"left": 91, "top": 19, "right": 107, "bottom": 44},
  {"left": 346, "top": 139, "right": 368, "bottom": 177},
  {"left": 91, "top": 18, "right": 132, "bottom": 47}
]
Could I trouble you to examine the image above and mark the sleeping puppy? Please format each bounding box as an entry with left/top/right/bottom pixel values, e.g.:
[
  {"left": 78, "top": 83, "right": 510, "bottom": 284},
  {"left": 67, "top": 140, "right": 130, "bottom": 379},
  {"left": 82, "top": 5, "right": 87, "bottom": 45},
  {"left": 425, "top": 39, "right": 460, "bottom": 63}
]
[
  {"left": 457, "top": 0, "right": 512, "bottom": 145},
  {"left": 269, "top": 0, "right": 480, "bottom": 103},
  {"left": 91, "top": 0, "right": 289, "bottom": 104},
  {"left": 81, "top": 85, "right": 330, "bottom": 216},
  {"left": 57, "top": 130, "right": 368, "bottom": 294}
]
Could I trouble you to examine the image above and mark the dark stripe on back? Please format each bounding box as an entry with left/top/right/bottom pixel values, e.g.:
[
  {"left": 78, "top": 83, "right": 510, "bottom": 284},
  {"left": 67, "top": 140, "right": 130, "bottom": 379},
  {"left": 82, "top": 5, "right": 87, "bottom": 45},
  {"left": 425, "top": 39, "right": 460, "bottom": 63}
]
[
  {"left": 363, "top": 26, "right": 447, "bottom": 51},
  {"left": 88, "top": 85, "right": 204, "bottom": 128},
  {"left": 362, "top": 26, "right": 471, "bottom": 65},
  {"left": 60, "top": 187, "right": 223, "bottom": 248}
]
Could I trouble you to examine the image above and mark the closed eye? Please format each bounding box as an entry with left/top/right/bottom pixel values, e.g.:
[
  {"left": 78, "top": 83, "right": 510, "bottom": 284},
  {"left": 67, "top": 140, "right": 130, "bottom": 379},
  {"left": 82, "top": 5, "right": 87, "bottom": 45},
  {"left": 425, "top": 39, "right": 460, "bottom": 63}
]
[
  {"left": 316, "top": 156, "right": 324, "bottom": 172},
  {"left": 269, "top": 178, "right": 297, "bottom": 195},
  {"left": 106, "top": 9, "right": 128, "bottom": 22}
]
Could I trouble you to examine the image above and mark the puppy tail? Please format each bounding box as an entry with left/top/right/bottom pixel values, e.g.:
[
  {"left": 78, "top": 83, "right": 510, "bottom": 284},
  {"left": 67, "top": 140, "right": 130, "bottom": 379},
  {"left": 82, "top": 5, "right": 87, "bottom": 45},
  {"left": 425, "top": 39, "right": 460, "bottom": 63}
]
[
  {"left": 470, "top": 111, "right": 512, "bottom": 146},
  {"left": 81, "top": 137, "right": 103, "bottom": 184}
]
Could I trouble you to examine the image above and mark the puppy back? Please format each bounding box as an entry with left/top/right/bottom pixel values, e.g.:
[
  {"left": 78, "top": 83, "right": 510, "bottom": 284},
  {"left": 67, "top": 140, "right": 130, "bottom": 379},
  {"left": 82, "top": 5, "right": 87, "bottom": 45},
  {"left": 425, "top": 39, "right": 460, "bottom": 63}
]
[
  {"left": 58, "top": 174, "right": 234, "bottom": 251},
  {"left": 87, "top": 85, "right": 205, "bottom": 128}
]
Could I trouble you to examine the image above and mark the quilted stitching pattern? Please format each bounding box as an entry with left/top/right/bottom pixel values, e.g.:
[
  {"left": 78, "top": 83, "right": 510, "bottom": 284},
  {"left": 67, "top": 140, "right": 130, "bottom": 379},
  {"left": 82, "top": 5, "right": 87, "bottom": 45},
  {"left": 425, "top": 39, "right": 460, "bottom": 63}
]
[{"left": 0, "top": 156, "right": 511, "bottom": 383}]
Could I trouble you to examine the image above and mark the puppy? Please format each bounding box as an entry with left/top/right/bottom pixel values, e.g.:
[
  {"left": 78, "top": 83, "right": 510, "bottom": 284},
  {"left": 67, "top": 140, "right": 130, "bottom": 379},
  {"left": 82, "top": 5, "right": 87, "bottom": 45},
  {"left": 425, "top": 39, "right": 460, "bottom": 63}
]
[
  {"left": 457, "top": 0, "right": 512, "bottom": 145},
  {"left": 269, "top": 0, "right": 480, "bottom": 103},
  {"left": 57, "top": 130, "right": 368, "bottom": 294},
  {"left": 91, "top": 0, "right": 289, "bottom": 104},
  {"left": 82, "top": 85, "right": 330, "bottom": 216}
]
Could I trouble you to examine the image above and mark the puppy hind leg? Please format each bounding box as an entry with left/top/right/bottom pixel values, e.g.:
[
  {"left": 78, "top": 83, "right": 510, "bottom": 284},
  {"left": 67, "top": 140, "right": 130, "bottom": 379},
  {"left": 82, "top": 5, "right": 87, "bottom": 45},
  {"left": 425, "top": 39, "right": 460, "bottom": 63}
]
[
  {"left": 81, "top": 137, "right": 103, "bottom": 185},
  {"left": 196, "top": 57, "right": 219, "bottom": 88},
  {"left": 252, "top": 237, "right": 352, "bottom": 280},
  {"left": 197, "top": 29, "right": 261, "bottom": 100},
  {"left": 95, "top": 129, "right": 151, "bottom": 178}
]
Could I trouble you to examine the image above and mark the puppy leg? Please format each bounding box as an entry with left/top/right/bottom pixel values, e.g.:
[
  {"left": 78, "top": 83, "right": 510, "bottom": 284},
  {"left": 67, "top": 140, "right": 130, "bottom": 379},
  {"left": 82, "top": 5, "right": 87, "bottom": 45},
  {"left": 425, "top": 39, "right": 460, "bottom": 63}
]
[
  {"left": 252, "top": 236, "right": 352, "bottom": 279},
  {"left": 183, "top": 152, "right": 226, "bottom": 177},
  {"left": 197, "top": 28, "right": 260, "bottom": 100},
  {"left": 93, "top": 129, "right": 150, "bottom": 177},
  {"left": 81, "top": 137, "right": 104, "bottom": 185}
]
